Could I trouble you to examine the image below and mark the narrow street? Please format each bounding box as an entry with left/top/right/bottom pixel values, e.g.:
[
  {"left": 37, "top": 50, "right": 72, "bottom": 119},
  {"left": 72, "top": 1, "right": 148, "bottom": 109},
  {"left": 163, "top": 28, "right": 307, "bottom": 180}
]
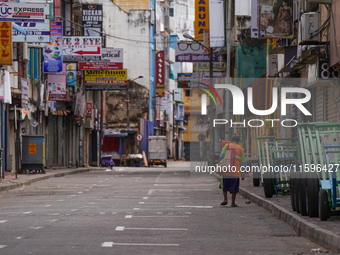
[{"left": 0, "top": 162, "right": 328, "bottom": 254}]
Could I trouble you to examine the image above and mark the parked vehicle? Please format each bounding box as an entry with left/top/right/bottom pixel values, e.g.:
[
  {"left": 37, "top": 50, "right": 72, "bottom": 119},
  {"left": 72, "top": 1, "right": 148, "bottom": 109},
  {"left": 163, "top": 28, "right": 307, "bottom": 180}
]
[{"left": 148, "top": 136, "right": 167, "bottom": 167}]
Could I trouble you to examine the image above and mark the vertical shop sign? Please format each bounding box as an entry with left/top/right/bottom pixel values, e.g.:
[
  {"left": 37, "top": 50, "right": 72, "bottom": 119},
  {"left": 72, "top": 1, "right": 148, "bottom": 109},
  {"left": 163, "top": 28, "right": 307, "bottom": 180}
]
[
  {"left": 0, "top": 22, "right": 12, "bottom": 65},
  {"left": 195, "top": 0, "right": 209, "bottom": 40},
  {"left": 43, "top": 21, "right": 63, "bottom": 73},
  {"left": 82, "top": 4, "right": 103, "bottom": 37},
  {"left": 155, "top": 51, "right": 165, "bottom": 97}
]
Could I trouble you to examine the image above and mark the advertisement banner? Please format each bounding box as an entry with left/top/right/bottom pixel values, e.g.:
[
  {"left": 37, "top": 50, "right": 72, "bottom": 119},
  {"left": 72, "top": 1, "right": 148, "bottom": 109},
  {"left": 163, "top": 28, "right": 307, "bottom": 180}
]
[
  {"left": 155, "top": 51, "right": 165, "bottom": 97},
  {"left": 177, "top": 73, "right": 192, "bottom": 88},
  {"left": 195, "top": 0, "right": 209, "bottom": 40},
  {"left": 86, "top": 102, "right": 92, "bottom": 117},
  {"left": 47, "top": 73, "right": 66, "bottom": 101},
  {"left": 62, "top": 36, "right": 101, "bottom": 56},
  {"left": 251, "top": 0, "right": 259, "bottom": 38},
  {"left": 12, "top": 20, "right": 50, "bottom": 42},
  {"left": 82, "top": 4, "right": 102, "bottom": 37},
  {"left": 258, "top": 0, "right": 293, "bottom": 38},
  {"left": 0, "top": 22, "right": 12, "bottom": 65},
  {"left": 43, "top": 21, "right": 62, "bottom": 73},
  {"left": 175, "top": 41, "right": 219, "bottom": 62},
  {"left": 66, "top": 63, "right": 76, "bottom": 86},
  {"left": 84, "top": 70, "right": 127, "bottom": 90},
  {"left": 0, "top": 3, "right": 46, "bottom": 22},
  {"left": 209, "top": 0, "right": 225, "bottom": 47}
]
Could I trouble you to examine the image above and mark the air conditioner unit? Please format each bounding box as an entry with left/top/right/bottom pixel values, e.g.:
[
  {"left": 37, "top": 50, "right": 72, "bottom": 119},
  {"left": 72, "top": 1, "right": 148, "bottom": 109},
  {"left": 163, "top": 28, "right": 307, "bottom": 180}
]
[
  {"left": 301, "top": 12, "right": 320, "bottom": 42},
  {"left": 267, "top": 54, "right": 284, "bottom": 77}
]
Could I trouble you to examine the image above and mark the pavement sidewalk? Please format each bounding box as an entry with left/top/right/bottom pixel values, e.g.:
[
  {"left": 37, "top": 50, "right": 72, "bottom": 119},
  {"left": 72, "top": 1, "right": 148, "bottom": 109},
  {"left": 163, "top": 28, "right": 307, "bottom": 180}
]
[{"left": 214, "top": 173, "right": 340, "bottom": 253}]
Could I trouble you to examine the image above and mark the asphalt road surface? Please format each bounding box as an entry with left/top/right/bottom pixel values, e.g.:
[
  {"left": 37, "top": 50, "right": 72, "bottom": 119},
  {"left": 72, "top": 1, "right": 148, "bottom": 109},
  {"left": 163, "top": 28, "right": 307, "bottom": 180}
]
[{"left": 0, "top": 162, "right": 330, "bottom": 254}]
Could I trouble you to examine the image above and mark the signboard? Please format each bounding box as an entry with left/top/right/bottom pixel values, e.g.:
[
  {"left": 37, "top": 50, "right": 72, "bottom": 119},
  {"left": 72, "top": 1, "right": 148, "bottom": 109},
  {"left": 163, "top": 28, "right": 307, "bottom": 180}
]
[
  {"left": 251, "top": 0, "right": 259, "bottom": 38},
  {"left": 195, "top": 0, "right": 209, "bottom": 40},
  {"left": 177, "top": 73, "right": 192, "bottom": 88},
  {"left": 82, "top": 4, "right": 102, "bottom": 37},
  {"left": 47, "top": 73, "right": 66, "bottom": 101},
  {"left": 12, "top": 20, "right": 50, "bottom": 42},
  {"left": 0, "top": 22, "right": 12, "bottom": 65},
  {"left": 43, "top": 21, "right": 62, "bottom": 73},
  {"left": 193, "top": 62, "right": 226, "bottom": 71},
  {"left": 0, "top": 3, "right": 46, "bottom": 22},
  {"left": 177, "top": 104, "right": 184, "bottom": 120},
  {"left": 136, "top": 133, "right": 143, "bottom": 142},
  {"left": 175, "top": 41, "right": 219, "bottom": 62},
  {"left": 63, "top": 47, "right": 123, "bottom": 62},
  {"left": 258, "top": 0, "right": 293, "bottom": 38},
  {"left": 155, "top": 51, "right": 165, "bottom": 97},
  {"left": 209, "top": 0, "right": 225, "bottom": 47},
  {"left": 84, "top": 69, "right": 127, "bottom": 90},
  {"left": 63, "top": 36, "right": 101, "bottom": 56},
  {"left": 66, "top": 63, "right": 76, "bottom": 86},
  {"left": 86, "top": 102, "right": 92, "bottom": 117},
  {"left": 79, "top": 62, "right": 123, "bottom": 70}
]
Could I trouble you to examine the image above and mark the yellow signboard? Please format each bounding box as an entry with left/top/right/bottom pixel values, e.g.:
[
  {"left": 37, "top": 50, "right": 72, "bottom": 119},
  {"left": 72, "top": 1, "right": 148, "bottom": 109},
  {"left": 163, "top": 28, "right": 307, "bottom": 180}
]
[
  {"left": 84, "top": 69, "right": 127, "bottom": 84},
  {"left": 195, "top": 0, "right": 209, "bottom": 40},
  {"left": 0, "top": 22, "right": 12, "bottom": 65}
]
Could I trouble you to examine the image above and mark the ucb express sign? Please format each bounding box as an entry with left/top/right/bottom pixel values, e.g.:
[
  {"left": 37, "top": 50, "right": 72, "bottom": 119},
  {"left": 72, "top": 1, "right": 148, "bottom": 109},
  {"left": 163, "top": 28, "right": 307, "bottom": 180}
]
[
  {"left": 212, "top": 85, "right": 311, "bottom": 128},
  {"left": 0, "top": 3, "right": 46, "bottom": 23}
]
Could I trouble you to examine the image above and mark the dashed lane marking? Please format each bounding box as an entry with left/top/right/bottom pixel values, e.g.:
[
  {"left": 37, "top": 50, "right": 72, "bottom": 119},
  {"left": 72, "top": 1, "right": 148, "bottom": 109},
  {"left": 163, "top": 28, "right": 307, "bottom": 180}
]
[
  {"left": 0, "top": 245, "right": 7, "bottom": 249},
  {"left": 115, "top": 226, "right": 187, "bottom": 231},
  {"left": 175, "top": 205, "right": 213, "bottom": 209},
  {"left": 23, "top": 211, "right": 32, "bottom": 214},
  {"left": 102, "top": 242, "right": 179, "bottom": 247},
  {"left": 124, "top": 215, "right": 189, "bottom": 219},
  {"left": 0, "top": 220, "right": 8, "bottom": 223}
]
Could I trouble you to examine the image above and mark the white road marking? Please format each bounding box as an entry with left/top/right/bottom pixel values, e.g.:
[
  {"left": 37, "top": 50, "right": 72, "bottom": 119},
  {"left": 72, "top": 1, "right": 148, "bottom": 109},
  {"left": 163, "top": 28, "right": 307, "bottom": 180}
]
[
  {"left": 57, "top": 200, "right": 64, "bottom": 202},
  {"left": 176, "top": 206, "right": 213, "bottom": 209},
  {"left": 48, "top": 219, "right": 58, "bottom": 222},
  {"left": 70, "top": 195, "right": 77, "bottom": 197},
  {"left": 48, "top": 213, "right": 60, "bottom": 216},
  {"left": 0, "top": 220, "right": 7, "bottom": 223},
  {"left": 133, "top": 208, "right": 140, "bottom": 210},
  {"left": 139, "top": 202, "right": 145, "bottom": 204},
  {"left": 0, "top": 245, "right": 7, "bottom": 249},
  {"left": 115, "top": 226, "right": 187, "bottom": 231},
  {"left": 147, "top": 189, "right": 153, "bottom": 195},
  {"left": 71, "top": 209, "right": 78, "bottom": 212},
  {"left": 29, "top": 226, "right": 43, "bottom": 230},
  {"left": 78, "top": 192, "right": 83, "bottom": 194},
  {"left": 125, "top": 215, "right": 189, "bottom": 218},
  {"left": 45, "top": 205, "right": 52, "bottom": 207},
  {"left": 99, "top": 212, "right": 105, "bottom": 215},
  {"left": 143, "top": 197, "right": 148, "bottom": 200},
  {"left": 102, "top": 242, "right": 179, "bottom": 247},
  {"left": 23, "top": 211, "right": 32, "bottom": 214},
  {"left": 15, "top": 237, "right": 23, "bottom": 240}
]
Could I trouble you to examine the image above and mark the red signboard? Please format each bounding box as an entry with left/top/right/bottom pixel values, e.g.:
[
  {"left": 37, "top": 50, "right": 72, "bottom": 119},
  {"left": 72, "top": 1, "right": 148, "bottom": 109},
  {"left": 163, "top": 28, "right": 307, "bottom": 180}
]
[
  {"left": 155, "top": 50, "right": 165, "bottom": 97},
  {"left": 79, "top": 62, "right": 123, "bottom": 70},
  {"left": 86, "top": 103, "right": 92, "bottom": 117}
]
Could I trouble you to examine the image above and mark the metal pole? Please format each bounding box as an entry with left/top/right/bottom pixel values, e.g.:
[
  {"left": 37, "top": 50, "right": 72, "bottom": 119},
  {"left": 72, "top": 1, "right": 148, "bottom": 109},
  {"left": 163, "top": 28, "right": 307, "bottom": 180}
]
[
  {"left": 127, "top": 80, "right": 130, "bottom": 129},
  {"left": 225, "top": 0, "right": 232, "bottom": 141},
  {"left": 172, "top": 89, "right": 176, "bottom": 161},
  {"left": 99, "top": 91, "right": 103, "bottom": 167},
  {"left": 209, "top": 47, "right": 214, "bottom": 165}
]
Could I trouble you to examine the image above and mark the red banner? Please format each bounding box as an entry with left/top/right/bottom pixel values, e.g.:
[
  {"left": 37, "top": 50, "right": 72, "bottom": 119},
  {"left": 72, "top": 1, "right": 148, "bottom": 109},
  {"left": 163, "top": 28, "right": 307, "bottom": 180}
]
[{"left": 155, "top": 50, "right": 165, "bottom": 97}]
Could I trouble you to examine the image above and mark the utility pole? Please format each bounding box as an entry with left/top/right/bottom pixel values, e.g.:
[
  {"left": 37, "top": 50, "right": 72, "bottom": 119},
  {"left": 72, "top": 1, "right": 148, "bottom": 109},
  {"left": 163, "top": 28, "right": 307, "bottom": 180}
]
[{"left": 183, "top": 33, "right": 215, "bottom": 165}]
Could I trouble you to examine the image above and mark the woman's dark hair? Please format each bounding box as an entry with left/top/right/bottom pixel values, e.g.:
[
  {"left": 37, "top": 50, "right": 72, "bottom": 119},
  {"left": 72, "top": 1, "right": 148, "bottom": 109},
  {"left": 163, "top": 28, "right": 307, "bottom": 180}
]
[{"left": 231, "top": 135, "right": 240, "bottom": 143}]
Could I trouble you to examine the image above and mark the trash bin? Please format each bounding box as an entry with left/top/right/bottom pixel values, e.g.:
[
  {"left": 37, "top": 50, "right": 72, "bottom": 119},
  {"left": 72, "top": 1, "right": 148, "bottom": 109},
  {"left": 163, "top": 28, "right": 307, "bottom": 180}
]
[
  {"left": 101, "top": 155, "right": 115, "bottom": 167},
  {"left": 21, "top": 135, "right": 45, "bottom": 174}
]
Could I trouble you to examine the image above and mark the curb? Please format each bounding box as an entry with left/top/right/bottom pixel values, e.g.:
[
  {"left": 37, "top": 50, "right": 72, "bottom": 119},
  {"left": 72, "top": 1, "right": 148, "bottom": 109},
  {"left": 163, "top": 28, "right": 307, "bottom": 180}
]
[
  {"left": 213, "top": 173, "right": 340, "bottom": 253},
  {"left": 0, "top": 168, "right": 91, "bottom": 193}
]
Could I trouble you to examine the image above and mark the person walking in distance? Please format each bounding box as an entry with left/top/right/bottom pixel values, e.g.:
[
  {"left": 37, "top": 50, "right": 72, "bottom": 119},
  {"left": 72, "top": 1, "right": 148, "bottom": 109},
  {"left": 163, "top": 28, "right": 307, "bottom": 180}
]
[{"left": 219, "top": 135, "right": 247, "bottom": 207}]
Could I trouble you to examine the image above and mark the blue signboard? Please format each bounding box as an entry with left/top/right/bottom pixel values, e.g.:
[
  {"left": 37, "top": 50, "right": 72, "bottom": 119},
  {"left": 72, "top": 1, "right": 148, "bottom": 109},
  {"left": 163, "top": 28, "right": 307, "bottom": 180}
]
[{"left": 43, "top": 21, "right": 62, "bottom": 73}]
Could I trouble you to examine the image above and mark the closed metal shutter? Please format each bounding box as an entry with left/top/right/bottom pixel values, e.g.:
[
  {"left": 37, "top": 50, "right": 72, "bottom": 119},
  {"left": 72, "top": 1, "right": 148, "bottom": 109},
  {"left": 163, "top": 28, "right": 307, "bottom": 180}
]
[
  {"left": 315, "top": 87, "right": 325, "bottom": 122},
  {"left": 326, "top": 85, "right": 340, "bottom": 121}
]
